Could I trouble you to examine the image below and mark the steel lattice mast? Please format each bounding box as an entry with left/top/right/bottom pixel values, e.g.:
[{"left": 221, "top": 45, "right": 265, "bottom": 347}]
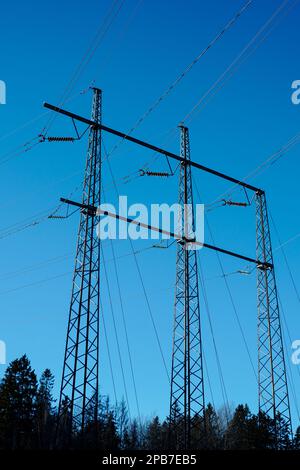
[
  {"left": 256, "top": 190, "right": 292, "bottom": 444},
  {"left": 169, "top": 125, "right": 205, "bottom": 450},
  {"left": 57, "top": 88, "right": 102, "bottom": 441},
  {"left": 43, "top": 98, "right": 293, "bottom": 447}
]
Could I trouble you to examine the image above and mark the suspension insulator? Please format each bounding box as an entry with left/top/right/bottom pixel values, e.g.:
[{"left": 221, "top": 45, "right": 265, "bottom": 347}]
[
  {"left": 223, "top": 199, "right": 248, "bottom": 207},
  {"left": 47, "top": 136, "right": 76, "bottom": 142},
  {"left": 145, "top": 171, "right": 171, "bottom": 177}
]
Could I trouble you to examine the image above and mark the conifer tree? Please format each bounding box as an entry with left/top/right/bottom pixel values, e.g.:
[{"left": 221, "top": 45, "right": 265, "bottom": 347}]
[
  {"left": 36, "top": 368, "right": 55, "bottom": 448},
  {"left": 0, "top": 355, "right": 38, "bottom": 449},
  {"left": 225, "top": 404, "right": 255, "bottom": 450},
  {"left": 146, "top": 416, "right": 162, "bottom": 450},
  {"left": 294, "top": 426, "right": 300, "bottom": 450}
]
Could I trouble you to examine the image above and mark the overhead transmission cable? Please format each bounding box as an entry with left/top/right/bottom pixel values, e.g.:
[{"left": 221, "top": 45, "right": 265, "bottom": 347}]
[
  {"left": 187, "top": 0, "right": 299, "bottom": 123},
  {"left": 0, "top": 253, "right": 72, "bottom": 281},
  {"left": 278, "top": 294, "right": 300, "bottom": 382},
  {"left": 217, "top": 224, "right": 300, "bottom": 286},
  {"left": 182, "top": 0, "right": 298, "bottom": 124},
  {"left": 103, "top": 143, "right": 170, "bottom": 382},
  {"left": 102, "top": 183, "right": 141, "bottom": 423},
  {"left": 266, "top": 213, "right": 300, "bottom": 417},
  {"left": 135, "top": 0, "right": 295, "bottom": 187},
  {"left": 277, "top": 295, "right": 300, "bottom": 420},
  {"left": 0, "top": 184, "right": 81, "bottom": 240},
  {"left": 209, "top": 127, "right": 300, "bottom": 207},
  {"left": 0, "top": 85, "right": 93, "bottom": 170},
  {"left": 108, "top": 236, "right": 142, "bottom": 424},
  {"left": 0, "top": 243, "right": 161, "bottom": 294},
  {"left": 0, "top": 136, "right": 43, "bottom": 167},
  {"left": 193, "top": 178, "right": 258, "bottom": 382},
  {"left": 140, "top": 0, "right": 299, "bottom": 201},
  {"left": 100, "top": 298, "right": 118, "bottom": 405},
  {"left": 203, "top": 353, "right": 217, "bottom": 412},
  {"left": 43, "top": 0, "right": 126, "bottom": 135},
  {"left": 102, "top": 0, "right": 253, "bottom": 163},
  {"left": 100, "top": 0, "right": 144, "bottom": 72},
  {"left": 127, "top": 0, "right": 253, "bottom": 133},
  {"left": 10, "top": 0, "right": 253, "bottom": 207},
  {"left": 275, "top": 230, "right": 300, "bottom": 252},
  {"left": 147, "top": 0, "right": 299, "bottom": 204},
  {"left": 101, "top": 244, "right": 132, "bottom": 420},
  {"left": 141, "top": 0, "right": 300, "bottom": 193},
  {"left": 0, "top": 271, "right": 72, "bottom": 296},
  {"left": 270, "top": 212, "right": 300, "bottom": 306},
  {"left": 198, "top": 259, "right": 231, "bottom": 422},
  {"left": 0, "top": 0, "right": 129, "bottom": 171}
]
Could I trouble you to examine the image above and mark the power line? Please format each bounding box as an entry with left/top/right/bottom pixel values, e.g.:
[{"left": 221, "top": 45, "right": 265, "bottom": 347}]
[
  {"left": 0, "top": 136, "right": 43, "bottom": 167},
  {"left": 102, "top": 182, "right": 141, "bottom": 423},
  {"left": 127, "top": 0, "right": 253, "bottom": 133},
  {"left": 0, "top": 206, "right": 61, "bottom": 240},
  {"left": 0, "top": 244, "right": 161, "bottom": 296},
  {"left": 108, "top": 236, "right": 142, "bottom": 424},
  {"left": 140, "top": 0, "right": 300, "bottom": 213},
  {"left": 100, "top": 298, "right": 118, "bottom": 405},
  {"left": 216, "top": 225, "right": 300, "bottom": 286},
  {"left": 0, "top": 195, "right": 80, "bottom": 241},
  {"left": 270, "top": 212, "right": 300, "bottom": 305},
  {"left": 0, "top": 253, "right": 71, "bottom": 281},
  {"left": 198, "top": 256, "right": 231, "bottom": 422},
  {"left": 209, "top": 128, "right": 300, "bottom": 207},
  {"left": 183, "top": 0, "right": 298, "bottom": 124},
  {"left": 43, "top": 0, "right": 126, "bottom": 135},
  {"left": 102, "top": 0, "right": 253, "bottom": 163},
  {"left": 124, "top": 0, "right": 295, "bottom": 186},
  {"left": 0, "top": 271, "right": 72, "bottom": 296},
  {"left": 277, "top": 295, "right": 300, "bottom": 421},
  {"left": 0, "top": 113, "right": 48, "bottom": 144},
  {"left": 100, "top": 0, "right": 145, "bottom": 71},
  {"left": 193, "top": 178, "right": 258, "bottom": 382},
  {"left": 104, "top": 145, "right": 170, "bottom": 383},
  {"left": 203, "top": 352, "right": 216, "bottom": 412},
  {"left": 101, "top": 244, "right": 132, "bottom": 420},
  {"left": 274, "top": 230, "right": 300, "bottom": 252}
]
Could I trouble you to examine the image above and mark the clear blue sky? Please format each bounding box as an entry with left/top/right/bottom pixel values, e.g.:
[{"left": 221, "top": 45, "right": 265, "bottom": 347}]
[{"left": 0, "top": 0, "right": 300, "bottom": 428}]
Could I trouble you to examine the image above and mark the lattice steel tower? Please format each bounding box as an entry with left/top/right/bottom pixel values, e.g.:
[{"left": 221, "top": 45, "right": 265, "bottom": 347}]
[
  {"left": 170, "top": 125, "right": 205, "bottom": 450},
  {"left": 256, "top": 190, "right": 292, "bottom": 445},
  {"left": 57, "top": 88, "right": 102, "bottom": 441}
]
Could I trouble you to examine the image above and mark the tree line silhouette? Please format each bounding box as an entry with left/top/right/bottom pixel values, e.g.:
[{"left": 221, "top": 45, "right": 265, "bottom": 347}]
[{"left": 0, "top": 355, "right": 299, "bottom": 450}]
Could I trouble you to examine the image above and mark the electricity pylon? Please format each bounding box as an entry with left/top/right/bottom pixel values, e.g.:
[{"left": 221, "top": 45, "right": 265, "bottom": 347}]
[
  {"left": 169, "top": 125, "right": 205, "bottom": 450},
  {"left": 44, "top": 95, "right": 293, "bottom": 448},
  {"left": 57, "top": 88, "right": 102, "bottom": 442},
  {"left": 256, "top": 190, "right": 292, "bottom": 445}
]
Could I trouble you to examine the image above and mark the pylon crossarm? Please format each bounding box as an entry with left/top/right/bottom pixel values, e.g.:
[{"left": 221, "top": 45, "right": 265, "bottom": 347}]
[
  {"left": 44, "top": 102, "right": 262, "bottom": 193},
  {"left": 60, "top": 198, "right": 272, "bottom": 269}
]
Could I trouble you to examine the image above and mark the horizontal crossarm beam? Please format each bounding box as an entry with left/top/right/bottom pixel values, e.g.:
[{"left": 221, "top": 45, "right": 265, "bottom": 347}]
[
  {"left": 60, "top": 197, "right": 272, "bottom": 269},
  {"left": 44, "top": 102, "right": 263, "bottom": 193}
]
